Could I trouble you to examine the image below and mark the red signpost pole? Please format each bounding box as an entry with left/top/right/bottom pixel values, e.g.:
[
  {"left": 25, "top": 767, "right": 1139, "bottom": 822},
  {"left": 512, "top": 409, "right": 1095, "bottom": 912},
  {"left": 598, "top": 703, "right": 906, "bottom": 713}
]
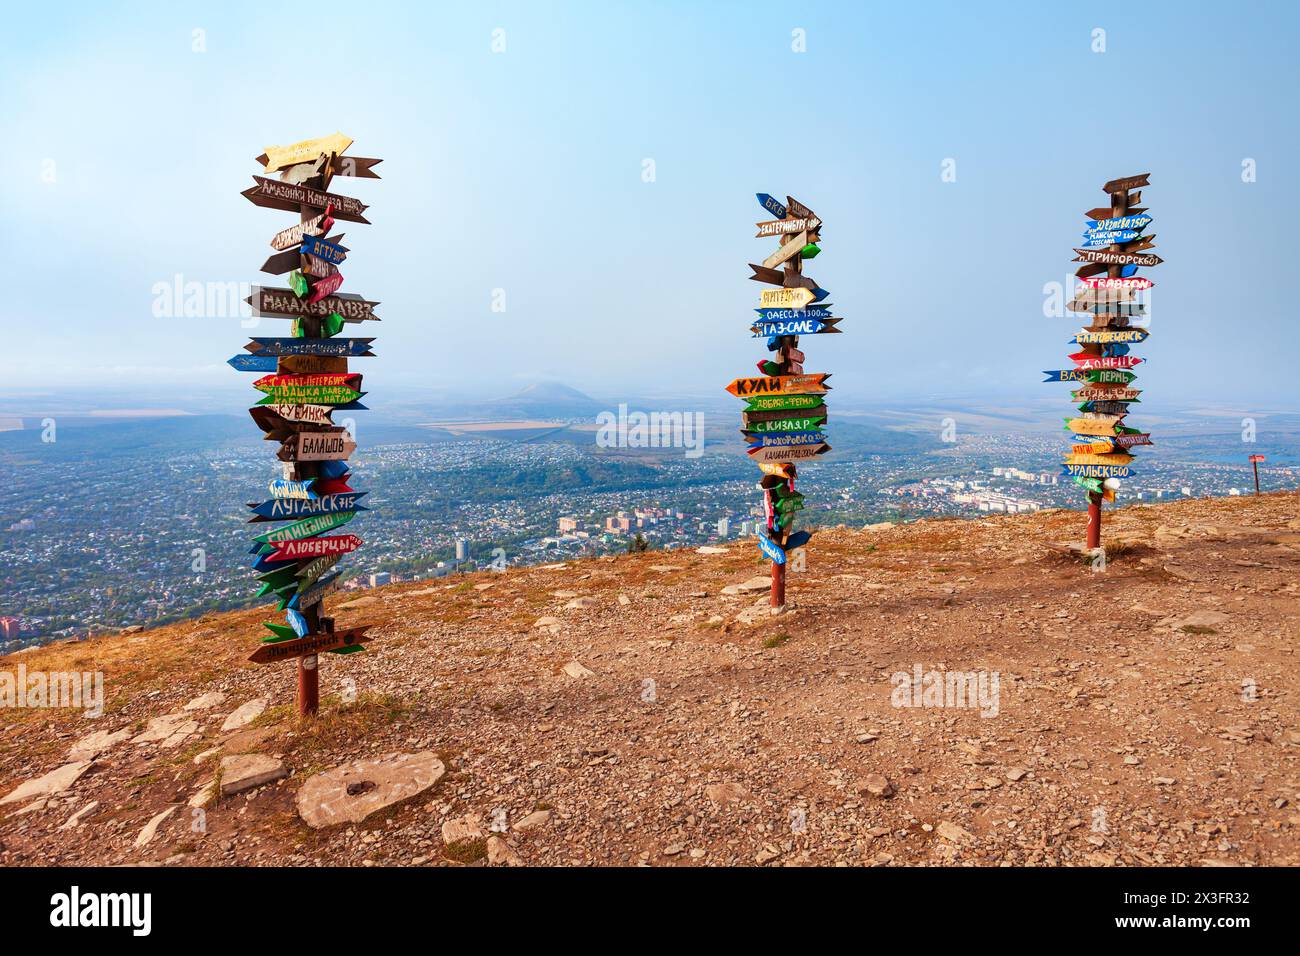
[
  {"left": 771, "top": 559, "right": 786, "bottom": 608},
  {"left": 298, "top": 654, "right": 319, "bottom": 715},
  {"left": 1086, "top": 493, "right": 1102, "bottom": 549}
]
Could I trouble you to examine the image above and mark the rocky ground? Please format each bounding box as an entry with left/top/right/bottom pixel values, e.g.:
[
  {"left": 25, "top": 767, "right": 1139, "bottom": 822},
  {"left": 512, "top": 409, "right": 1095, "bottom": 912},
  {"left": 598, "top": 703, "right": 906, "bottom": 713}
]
[{"left": 2, "top": 492, "right": 1298, "bottom": 867}]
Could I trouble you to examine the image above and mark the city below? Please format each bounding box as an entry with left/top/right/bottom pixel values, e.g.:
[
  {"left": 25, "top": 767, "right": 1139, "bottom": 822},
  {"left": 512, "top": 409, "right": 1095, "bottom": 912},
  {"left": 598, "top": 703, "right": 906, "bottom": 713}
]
[{"left": 1, "top": 394, "right": 1296, "bottom": 650}]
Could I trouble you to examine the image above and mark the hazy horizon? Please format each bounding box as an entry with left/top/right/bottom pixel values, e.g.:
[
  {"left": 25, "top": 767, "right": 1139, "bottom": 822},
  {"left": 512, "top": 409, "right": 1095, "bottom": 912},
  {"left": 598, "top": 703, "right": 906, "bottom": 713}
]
[{"left": 3, "top": 0, "right": 1298, "bottom": 409}]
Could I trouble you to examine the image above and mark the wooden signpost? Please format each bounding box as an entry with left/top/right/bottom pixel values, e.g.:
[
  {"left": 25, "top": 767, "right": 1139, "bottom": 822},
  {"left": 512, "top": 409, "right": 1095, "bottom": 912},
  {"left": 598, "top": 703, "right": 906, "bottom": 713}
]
[
  {"left": 236, "top": 132, "right": 382, "bottom": 717},
  {"left": 1046, "top": 173, "right": 1160, "bottom": 552},
  {"left": 1249, "top": 454, "right": 1264, "bottom": 494},
  {"left": 729, "top": 193, "right": 843, "bottom": 610}
]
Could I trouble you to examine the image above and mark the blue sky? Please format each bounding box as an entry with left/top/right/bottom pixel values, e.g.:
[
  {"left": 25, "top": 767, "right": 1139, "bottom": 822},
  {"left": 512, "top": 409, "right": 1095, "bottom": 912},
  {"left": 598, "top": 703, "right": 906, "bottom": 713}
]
[{"left": 2, "top": 0, "right": 1297, "bottom": 407}]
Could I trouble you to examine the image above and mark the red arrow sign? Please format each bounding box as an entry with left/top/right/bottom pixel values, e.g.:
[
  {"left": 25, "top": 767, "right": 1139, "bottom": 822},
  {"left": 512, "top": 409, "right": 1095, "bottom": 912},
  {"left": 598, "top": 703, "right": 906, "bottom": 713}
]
[
  {"left": 268, "top": 534, "right": 363, "bottom": 560},
  {"left": 1069, "top": 352, "right": 1143, "bottom": 371}
]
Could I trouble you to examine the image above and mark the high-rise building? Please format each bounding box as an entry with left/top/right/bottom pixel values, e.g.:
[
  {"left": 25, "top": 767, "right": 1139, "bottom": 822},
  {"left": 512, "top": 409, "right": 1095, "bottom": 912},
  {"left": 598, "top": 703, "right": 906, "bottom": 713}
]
[
  {"left": 455, "top": 539, "right": 469, "bottom": 561},
  {"left": 716, "top": 517, "right": 730, "bottom": 537},
  {"left": 369, "top": 572, "right": 391, "bottom": 588}
]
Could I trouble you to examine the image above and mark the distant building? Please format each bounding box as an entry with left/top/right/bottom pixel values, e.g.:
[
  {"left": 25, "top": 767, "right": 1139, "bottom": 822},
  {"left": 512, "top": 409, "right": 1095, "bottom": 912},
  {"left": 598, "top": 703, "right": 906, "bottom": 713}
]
[
  {"left": 455, "top": 539, "right": 469, "bottom": 561},
  {"left": 557, "top": 516, "right": 579, "bottom": 533},
  {"left": 0, "top": 617, "right": 21, "bottom": 641},
  {"left": 716, "top": 517, "right": 730, "bottom": 537},
  {"left": 369, "top": 572, "right": 391, "bottom": 588}
]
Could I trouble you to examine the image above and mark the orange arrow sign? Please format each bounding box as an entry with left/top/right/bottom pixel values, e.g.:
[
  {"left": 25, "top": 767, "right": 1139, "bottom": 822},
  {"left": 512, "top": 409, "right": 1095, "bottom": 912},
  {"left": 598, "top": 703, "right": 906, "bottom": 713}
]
[{"left": 725, "top": 373, "right": 830, "bottom": 398}]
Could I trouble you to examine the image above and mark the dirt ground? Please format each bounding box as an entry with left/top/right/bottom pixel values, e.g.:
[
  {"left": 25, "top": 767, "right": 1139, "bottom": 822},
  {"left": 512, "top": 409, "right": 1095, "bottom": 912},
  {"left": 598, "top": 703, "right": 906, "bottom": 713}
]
[{"left": 2, "top": 492, "right": 1297, "bottom": 867}]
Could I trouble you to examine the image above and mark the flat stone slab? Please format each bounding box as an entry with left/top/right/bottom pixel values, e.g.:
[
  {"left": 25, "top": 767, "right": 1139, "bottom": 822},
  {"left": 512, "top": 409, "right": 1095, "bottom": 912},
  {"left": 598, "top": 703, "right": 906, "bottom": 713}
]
[
  {"left": 721, "top": 576, "right": 772, "bottom": 596},
  {"left": 220, "top": 698, "right": 267, "bottom": 732},
  {"left": 68, "top": 727, "right": 131, "bottom": 761},
  {"left": 561, "top": 660, "right": 595, "bottom": 679},
  {"left": 134, "top": 806, "right": 177, "bottom": 848},
  {"left": 133, "top": 712, "right": 199, "bottom": 748},
  {"left": 184, "top": 691, "right": 227, "bottom": 711},
  {"left": 219, "top": 754, "right": 287, "bottom": 796},
  {"left": 2, "top": 761, "right": 92, "bottom": 806},
  {"left": 296, "top": 751, "right": 445, "bottom": 828}
]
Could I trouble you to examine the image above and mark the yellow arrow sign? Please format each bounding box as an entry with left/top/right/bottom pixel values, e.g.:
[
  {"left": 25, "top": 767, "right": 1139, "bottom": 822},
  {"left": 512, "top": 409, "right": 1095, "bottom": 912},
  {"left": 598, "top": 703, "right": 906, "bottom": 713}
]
[
  {"left": 1067, "top": 417, "right": 1122, "bottom": 436},
  {"left": 759, "top": 287, "right": 816, "bottom": 310},
  {"left": 761, "top": 231, "right": 808, "bottom": 270},
  {"left": 263, "top": 132, "right": 354, "bottom": 172}
]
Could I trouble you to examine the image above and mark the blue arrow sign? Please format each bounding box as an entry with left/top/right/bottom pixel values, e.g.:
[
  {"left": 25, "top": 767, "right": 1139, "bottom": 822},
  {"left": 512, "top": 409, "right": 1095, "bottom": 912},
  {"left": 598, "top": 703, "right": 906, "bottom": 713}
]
[
  {"left": 249, "top": 492, "right": 368, "bottom": 521},
  {"left": 248, "top": 337, "right": 375, "bottom": 357},
  {"left": 753, "top": 318, "right": 835, "bottom": 337},
  {"left": 269, "top": 478, "right": 319, "bottom": 500},
  {"left": 783, "top": 529, "right": 812, "bottom": 551},
  {"left": 756, "top": 530, "right": 786, "bottom": 565},
  {"left": 286, "top": 608, "right": 310, "bottom": 638},
  {"left": 228, "top": 354, "right": 279, "bottom": 372},
  {"left": 1084, "top": 214, "right": 1152, "bottom": 232},
  {"left": 1080, "top": 229, "right": 1142, "bottom": 249},
  {"left": 301, "top": 234, "right": 348, "bottom": 265},
  {"left": 251, "top": 552, "right": 296, "bottom": 572},
  {"left": 756, "top": 193, "right": 787, "bottom": 219},
  {"left": 317, "top": 460, "right": 350, "bottom": 480},
  {"left": 1043, "top": 369, "right": 1088, "bottom": 382},
  {"left": 746, "top": 430, "right": 827, "bottom": 449},
  {"left": 810, "top": 286, "right": 829, "bottom": 303},
  {"left": 754, "top": 307, "right": 836, "bottom": 323}
]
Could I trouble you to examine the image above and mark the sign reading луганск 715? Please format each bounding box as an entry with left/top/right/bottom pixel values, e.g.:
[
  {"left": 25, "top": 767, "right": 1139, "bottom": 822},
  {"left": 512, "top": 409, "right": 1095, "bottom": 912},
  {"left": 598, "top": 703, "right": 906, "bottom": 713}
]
[{"left": 248, "top": 492, "right": 367, "bottom": 521}]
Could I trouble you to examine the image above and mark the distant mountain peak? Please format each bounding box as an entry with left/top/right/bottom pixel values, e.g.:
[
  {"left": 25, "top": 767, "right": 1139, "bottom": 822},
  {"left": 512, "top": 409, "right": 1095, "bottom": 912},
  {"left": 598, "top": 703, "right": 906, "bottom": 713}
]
[
  {"left": 507, "top": 382, "right": 595, "bottom": 401},
  {"left": 483, "top": 382, "right": 605, "bottom": 418}
]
